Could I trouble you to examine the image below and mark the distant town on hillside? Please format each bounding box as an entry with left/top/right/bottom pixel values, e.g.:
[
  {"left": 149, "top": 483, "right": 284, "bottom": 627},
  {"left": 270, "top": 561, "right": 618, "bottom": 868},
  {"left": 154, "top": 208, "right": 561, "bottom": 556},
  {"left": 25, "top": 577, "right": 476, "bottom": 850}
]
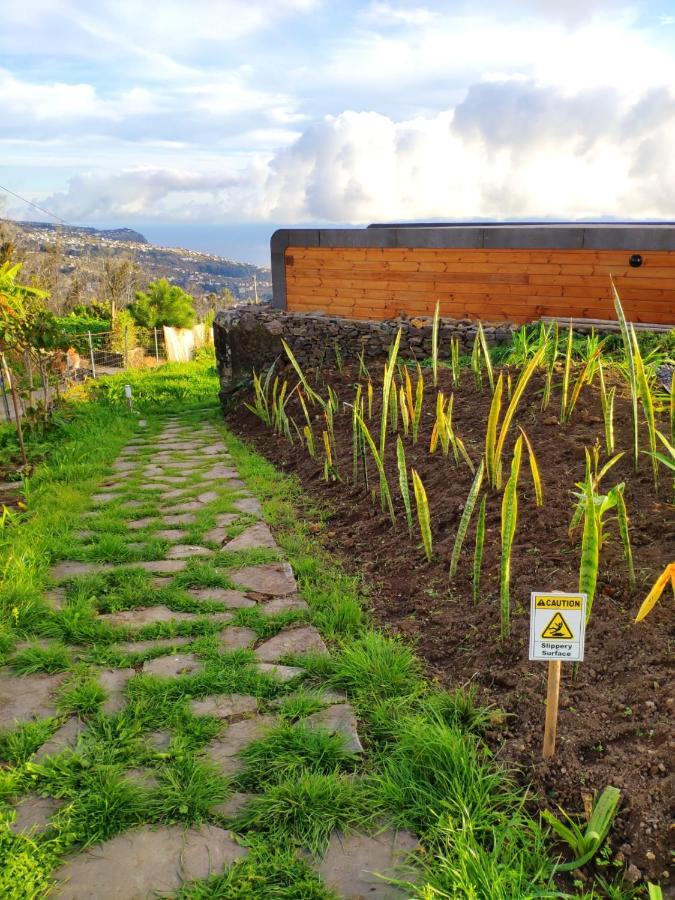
[{"left": 0, "top": 218, "right": 272, "bottom": 317}]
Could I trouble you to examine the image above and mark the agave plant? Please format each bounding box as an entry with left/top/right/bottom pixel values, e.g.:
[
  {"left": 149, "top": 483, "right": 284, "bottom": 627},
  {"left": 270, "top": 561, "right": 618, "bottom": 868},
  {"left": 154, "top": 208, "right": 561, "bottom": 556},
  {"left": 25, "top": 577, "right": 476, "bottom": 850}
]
[
  {"left": 543, "top": 786, "right": 621, "bottom": 872},
  {"left": 431, "top": 300, "right": 440, "bottom": 387},
  {"left": 634, "top": 562, "right": 674, "bottom": 622},
  {"left": 485, "top": 346, "right": 546, "bottom": 489},
  {"left": 572, "top": 450, "right": 635, "bottom": 619},
  {"left": 473, "top": 494, "right": 487, "bottom": 603},
  {"left": 411, "top": 468, "right": 432, "bottom": 560},
  {"left": 449, "top": 459, "right": 484, "bottom": 578},
  {"left": 396, "top": 436, "right": 413, "bottom": 534},
  {"left": 450, "top": 336, "right": 461, "bottom": 387},
  {"left": 500, "top": 436, "right": 523, "bottom": 638},
  {"left": 356, "top": 414, "right": 395, "bottom": 524}
]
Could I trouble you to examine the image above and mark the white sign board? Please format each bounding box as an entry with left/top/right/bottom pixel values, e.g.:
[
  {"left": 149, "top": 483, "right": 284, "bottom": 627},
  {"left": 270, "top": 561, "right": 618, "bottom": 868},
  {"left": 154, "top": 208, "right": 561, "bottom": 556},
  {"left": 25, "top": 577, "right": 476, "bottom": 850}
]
[{"left": 529, "top": 592, "right": 586, "bottom": 662}]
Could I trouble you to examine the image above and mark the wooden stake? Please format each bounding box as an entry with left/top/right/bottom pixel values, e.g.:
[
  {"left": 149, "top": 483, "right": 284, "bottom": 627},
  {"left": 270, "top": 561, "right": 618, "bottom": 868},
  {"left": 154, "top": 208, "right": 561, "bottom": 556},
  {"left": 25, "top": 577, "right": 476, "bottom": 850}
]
[
  {"left": 2, "top": 356, "right": 27, "bottom": 467},
  {"left": 543, "top": 659, "right": 561, "bottom": 759}
]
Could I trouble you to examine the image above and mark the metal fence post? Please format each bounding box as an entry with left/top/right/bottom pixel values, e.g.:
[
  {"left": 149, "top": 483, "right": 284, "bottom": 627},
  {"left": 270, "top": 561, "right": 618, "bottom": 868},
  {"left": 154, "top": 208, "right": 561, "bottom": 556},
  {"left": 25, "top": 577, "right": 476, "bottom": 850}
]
[
  {"left": 154, "top": 327, "right": 160, "bottom": 363},
  {"left": 88, "top": 331, "right": 96, "bottom": 379},
  {"left": 124, "top": 327, "right": 129, "bottom": 369}
]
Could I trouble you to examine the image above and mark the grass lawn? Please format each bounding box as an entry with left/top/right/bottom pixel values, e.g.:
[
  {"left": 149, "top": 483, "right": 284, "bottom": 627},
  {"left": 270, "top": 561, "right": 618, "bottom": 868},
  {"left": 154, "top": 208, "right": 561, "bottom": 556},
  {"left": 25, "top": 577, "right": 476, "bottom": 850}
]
[{"left": 0, "top": 354, "right": 636, "bottom": 898}]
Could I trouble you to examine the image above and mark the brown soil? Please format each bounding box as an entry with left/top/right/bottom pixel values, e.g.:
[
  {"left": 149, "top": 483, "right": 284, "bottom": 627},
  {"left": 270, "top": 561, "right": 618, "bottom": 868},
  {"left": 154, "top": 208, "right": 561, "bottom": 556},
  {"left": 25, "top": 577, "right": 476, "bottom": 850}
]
[{"left": 227, "top": 364, "right": 674, "bottom": 885}]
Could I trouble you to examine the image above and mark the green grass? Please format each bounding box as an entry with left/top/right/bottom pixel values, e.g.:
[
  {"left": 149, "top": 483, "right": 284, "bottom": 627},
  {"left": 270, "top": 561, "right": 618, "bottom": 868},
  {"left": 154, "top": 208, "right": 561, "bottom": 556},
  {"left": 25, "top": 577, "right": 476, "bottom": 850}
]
[{"left": 0, "top": 361, "right": 601, "bottom": 897}]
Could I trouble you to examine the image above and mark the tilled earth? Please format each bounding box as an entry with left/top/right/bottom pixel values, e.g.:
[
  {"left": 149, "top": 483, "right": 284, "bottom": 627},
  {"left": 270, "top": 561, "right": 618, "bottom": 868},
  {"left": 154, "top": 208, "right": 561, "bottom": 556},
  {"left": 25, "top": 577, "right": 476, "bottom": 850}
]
[{"left": 228, "top": 363, "right": 675, "bottom": 885}]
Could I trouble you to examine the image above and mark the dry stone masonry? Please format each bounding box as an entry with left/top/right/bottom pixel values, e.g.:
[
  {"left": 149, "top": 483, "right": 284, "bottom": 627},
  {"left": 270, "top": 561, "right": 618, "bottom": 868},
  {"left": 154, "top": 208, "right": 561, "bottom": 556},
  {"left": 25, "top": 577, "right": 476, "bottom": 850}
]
[
  {"left": 214, "top": 306, "right": 515, "bottom": 393},
  {"left": 0, "top": 414, "right": 419, "bottom": 898}
]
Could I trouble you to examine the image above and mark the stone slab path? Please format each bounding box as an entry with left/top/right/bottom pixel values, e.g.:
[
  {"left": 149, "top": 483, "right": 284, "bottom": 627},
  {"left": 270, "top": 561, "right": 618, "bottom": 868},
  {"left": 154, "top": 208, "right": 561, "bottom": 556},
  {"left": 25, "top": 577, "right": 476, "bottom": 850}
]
[{"left": 2, "top": 415, "right": 418, "bottom": 898}]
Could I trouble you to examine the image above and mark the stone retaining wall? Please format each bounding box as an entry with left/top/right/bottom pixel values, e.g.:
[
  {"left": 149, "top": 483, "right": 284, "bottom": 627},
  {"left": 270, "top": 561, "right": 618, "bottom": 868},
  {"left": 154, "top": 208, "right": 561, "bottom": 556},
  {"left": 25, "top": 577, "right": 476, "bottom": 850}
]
[{"left": 214, "top": 307, "right": 515, "bottom": 394}]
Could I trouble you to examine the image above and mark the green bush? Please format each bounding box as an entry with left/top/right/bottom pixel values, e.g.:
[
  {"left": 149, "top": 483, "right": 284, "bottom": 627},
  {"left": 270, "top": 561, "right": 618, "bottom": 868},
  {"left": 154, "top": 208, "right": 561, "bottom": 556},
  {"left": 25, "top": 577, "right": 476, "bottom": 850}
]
[{"left": 129, "top": 279, "right": 196, "bottom": 329}]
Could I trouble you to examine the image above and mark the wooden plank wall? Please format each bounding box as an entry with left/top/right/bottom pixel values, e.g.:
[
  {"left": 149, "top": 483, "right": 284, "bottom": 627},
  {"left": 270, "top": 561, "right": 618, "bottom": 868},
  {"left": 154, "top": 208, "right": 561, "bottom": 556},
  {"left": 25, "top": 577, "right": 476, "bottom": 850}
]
[{"left": 285, "top": 246, "right": 675, "bottom": 325}]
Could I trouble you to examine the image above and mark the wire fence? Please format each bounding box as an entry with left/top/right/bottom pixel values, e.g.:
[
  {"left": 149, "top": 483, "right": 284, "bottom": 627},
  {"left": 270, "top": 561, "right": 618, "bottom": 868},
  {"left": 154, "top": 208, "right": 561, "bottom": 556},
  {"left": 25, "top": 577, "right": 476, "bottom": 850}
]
[{"left": 0, "top": 327, "right": 169, "bottom": 422}]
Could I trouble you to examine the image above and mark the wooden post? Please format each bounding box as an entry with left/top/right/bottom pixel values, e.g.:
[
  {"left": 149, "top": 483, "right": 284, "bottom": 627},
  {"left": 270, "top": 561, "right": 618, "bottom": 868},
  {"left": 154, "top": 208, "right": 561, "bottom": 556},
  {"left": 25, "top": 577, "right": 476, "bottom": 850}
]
[
  {"left": 88, "top": 331, "right": 96, "bottom": 378},
  {"left": 543, "top": 660, "right": 562, "bottom": 759},
  {"left": 0, "top": 365, "right": 10, "bottom": 419},
  {"left": 123, "top": 327, "right": 129, "bottom": 369},
  {"left": 2, "top": 356, "right": 27, "bottom": 467},
  {"left": 154, "top": 327, "right": 160, "bottom": 363}
]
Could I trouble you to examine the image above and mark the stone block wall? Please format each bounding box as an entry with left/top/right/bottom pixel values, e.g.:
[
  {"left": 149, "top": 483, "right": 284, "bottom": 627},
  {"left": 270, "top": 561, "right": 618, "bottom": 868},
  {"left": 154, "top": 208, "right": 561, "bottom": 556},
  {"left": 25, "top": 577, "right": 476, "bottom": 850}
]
[{"left": 214, "top": 307, "right": 515, "bottom": 395}]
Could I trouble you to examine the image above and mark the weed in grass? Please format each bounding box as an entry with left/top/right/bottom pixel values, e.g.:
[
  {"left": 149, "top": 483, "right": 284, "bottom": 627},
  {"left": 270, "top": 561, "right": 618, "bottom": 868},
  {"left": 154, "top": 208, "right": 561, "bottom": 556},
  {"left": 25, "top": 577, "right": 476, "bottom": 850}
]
[
  {"left": 409, "top": 809, "right": 555, "bottom": 899},
  {"left": 57, "top": 669, "right": 107, "bottom": 717},
  {"left": 328, "top": 632, "right": 423, "bottom": 701},
  {"left": 238, "top": 771, "right": 381, "bottom": 854},
  {"left": 175, "top": 837, "right": 335, "bottom": 900},
  {"left": 275, "top": 690, "right": 330, "bottom": 723},
  {"left": 152, "top": 754, "right": 229, "bottom": 823},
  {"left": 0, "top": 718, "right": 59, "bottom": 765},
  {"left": 11, "top": 642, "right": 71, "bottom": 674},
  {"left": 374, "top": 714, "right": 524, "bottom": 839},
  {"left": 0, "top": 827, "right": 54, "bottom": 899},
  {"left": 238, "top": 723, "right": 358, "bottom": 790}
]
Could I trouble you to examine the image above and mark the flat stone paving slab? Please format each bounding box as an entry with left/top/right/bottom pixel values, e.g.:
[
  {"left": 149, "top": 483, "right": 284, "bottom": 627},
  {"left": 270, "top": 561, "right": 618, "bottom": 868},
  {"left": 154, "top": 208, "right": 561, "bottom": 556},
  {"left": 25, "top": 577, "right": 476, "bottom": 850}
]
[
  {"left": 208, "top": 466, "right": 240, "bottom": 479},
  {"left": 316, "top": 829, "right": 419, "bottom": 899},
  {"left": 161, "top": 488, "right": 190, "bottom": 500},
  {"left": 233, "top": 497, "right": 262, "bottom": 516},
  {"left": 187, "top": 587, "right": 255, "bottom": 609},
  {"left": 218, "top": 626, "right": 257, "bottom": 650},
  {"left": 51, "top": 560, "right": 105, "bottom": 580},
  {"left": 34, "top": 718, "right": 85, "bottom": 761},
  {"left": 197, "top": 490, "right": 219, "bottom": 504},
  {"left": 146, "top": 730, "right": 172, "bottom": 750},
  {"left": 305, "top": 704, "right": 363, "bottom": 753},
  {"left": 256, "top": 662, "right": 304, "bottom": 683},
  {"left": 259, "top": 594, "right": 310, "bottom": 615},
  {"left": 99, "top": 605, "right": 199, "bottom": 627},
  {"left": 211, "top": 791, "right": 252, "bottom": 819},
  {"left": 163, "top": 501, "right": 203, "bottom": 514},
  {"left": 121, "top": 768, "right": 160, "bottom": 791},
  {"left": 142, "top": 653, "right": 202, "bottom": 678},
  {"left": 115, "top": 636, "right": 193, "bottom": 656},
  {"left": 127, "top": 516, "right": 156, "bottom": 530},
  {"left": 112, "top": 461, "right": 136, "bottom": 472},
  {"left": 99, "top": 668, "right": 136, "bottom": 714},
  {"left": 136, "top": 559, "right": 188, "bottom": 575},
  {"left": 205, "top": 715, "right": 276, "bottom": 776},
  {"left": 50, "top": 824, "right": 247, "bottom": 899},
  {"left": 162, "top": 513, "right": 197, "bottom": 526},
  {"left": 215, "top": 513, "right": 239, "bottom": 527},
  {"left": 167, "top": 544, "right": 213, "bottom": 559},
  {"left": 190, "top": 694, "right": 258, "bottom": 720},
  {"left": 231, "top": 562, "right": 297, "bottom": 596},
  {"left": 10, "top": 794, "right": 64, "bottom": 834},
  {"left": 224, "top": 523, "right": 277, "bottom": 553},
  {"left": 0, "top": 672, "right": 63, "bottom": 728},
  {"left": 91, "top": 492, "right": 119, "bottom": 504},
  {"left": 255, "top": 626, "right": 328, "bottom": 663},
  {"left": 152, "top": 528, "right": 187, "bottom": 541}
]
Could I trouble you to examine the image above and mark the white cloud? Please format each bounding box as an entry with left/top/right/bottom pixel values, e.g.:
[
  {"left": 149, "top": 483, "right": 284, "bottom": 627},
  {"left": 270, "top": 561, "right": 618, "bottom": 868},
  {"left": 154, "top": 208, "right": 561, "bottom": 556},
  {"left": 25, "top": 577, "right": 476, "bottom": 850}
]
[
  {"left": 29, "top": 79, "right": 675, "bottom": 224},
  {"left": 359, "top": 3, "right": 439, "bottom": 26}
]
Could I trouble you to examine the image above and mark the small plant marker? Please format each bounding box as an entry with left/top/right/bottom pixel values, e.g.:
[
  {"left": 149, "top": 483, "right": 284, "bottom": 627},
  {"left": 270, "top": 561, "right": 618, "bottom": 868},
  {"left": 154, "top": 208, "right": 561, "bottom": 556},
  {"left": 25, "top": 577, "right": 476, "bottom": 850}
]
[{"left": 529, "top": 592, "right": 587, "bottom": 758}]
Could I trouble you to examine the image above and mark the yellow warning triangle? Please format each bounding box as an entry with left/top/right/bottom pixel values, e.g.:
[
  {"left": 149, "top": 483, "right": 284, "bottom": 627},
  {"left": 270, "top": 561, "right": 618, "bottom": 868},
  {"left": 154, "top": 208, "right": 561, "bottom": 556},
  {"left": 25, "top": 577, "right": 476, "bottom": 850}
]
[{"left": 541, "top": 612, "right": 573, "bottom": 640}]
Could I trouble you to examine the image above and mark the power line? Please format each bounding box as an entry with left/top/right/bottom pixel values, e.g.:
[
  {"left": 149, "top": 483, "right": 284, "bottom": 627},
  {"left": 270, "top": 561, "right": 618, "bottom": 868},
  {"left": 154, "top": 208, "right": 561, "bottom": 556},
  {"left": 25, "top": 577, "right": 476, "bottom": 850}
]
[{"left": 0, "top": 182, "right": 70, "bottom": 227}]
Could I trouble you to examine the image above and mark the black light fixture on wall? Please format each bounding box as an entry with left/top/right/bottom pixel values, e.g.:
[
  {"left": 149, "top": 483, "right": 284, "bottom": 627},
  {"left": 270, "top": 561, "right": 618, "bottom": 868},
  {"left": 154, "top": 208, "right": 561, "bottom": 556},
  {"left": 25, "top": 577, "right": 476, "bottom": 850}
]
[{"left": 629, "top": 254, "right": 643, "bottom": 268}]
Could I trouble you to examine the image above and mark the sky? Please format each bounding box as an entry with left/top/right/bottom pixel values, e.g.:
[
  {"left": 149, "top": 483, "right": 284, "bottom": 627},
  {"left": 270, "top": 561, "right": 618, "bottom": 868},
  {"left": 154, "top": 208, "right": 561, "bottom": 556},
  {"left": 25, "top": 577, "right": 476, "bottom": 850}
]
[{"left": 1, "top": 0, "right": 675, "bottom": 263}]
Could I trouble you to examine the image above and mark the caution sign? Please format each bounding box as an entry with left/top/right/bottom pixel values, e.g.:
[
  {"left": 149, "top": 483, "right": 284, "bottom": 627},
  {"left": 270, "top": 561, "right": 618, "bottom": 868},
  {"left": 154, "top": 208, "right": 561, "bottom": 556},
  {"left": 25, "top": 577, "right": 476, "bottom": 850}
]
[
  {"left": 529, "top": 592, "right": 586, "bottom": 661},
  {"left": 541, "top": 613, "right": 573, "bottom": 640}
]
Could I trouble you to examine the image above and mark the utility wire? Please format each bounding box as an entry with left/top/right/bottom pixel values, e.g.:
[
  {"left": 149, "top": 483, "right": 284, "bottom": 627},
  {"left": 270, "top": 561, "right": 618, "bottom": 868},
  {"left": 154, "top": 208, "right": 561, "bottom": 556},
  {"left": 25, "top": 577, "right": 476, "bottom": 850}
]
[{"left": 0, "top": 183, "right": 70, "bottom": 227}]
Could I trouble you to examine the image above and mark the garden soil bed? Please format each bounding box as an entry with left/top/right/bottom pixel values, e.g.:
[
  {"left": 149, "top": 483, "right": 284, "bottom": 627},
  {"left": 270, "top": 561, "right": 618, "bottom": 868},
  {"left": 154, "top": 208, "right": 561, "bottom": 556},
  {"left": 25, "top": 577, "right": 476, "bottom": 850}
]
[{"left": 227, "top": 364, "right": 674, "bottom": 885}]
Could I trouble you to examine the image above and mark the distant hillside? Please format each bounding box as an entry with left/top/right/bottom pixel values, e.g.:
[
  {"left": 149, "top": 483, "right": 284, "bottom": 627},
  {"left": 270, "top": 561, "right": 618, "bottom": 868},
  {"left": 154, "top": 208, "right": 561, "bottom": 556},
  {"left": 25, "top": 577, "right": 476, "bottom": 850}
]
[
  {"left": 0, "top": 218, "right": 272, "bottom": 314},
  {"left": 15, "top": 221, "right": 149, "bottom": 245}
]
